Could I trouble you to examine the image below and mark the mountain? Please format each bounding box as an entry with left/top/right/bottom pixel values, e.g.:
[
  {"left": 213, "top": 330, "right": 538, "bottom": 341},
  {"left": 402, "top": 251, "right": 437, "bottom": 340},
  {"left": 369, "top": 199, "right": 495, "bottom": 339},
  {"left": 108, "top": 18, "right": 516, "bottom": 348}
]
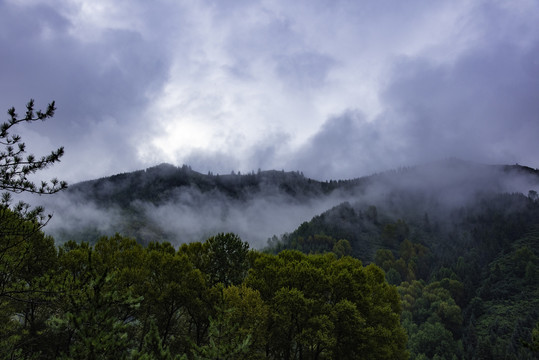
[
  {"left": 265, "top": 160, "right": 539, "bottom": 359},
  {"left": 33, "top": 158, "right": 539, "bottom": 358},
  {"left": 39, "top": 163, "right": 357, "bottom": 246},
  {"left": 36, "top": 159, "right": 539, "bottom": 249},
  {"left": 68, "top": 163, "right": 338, "bottom": 205}
]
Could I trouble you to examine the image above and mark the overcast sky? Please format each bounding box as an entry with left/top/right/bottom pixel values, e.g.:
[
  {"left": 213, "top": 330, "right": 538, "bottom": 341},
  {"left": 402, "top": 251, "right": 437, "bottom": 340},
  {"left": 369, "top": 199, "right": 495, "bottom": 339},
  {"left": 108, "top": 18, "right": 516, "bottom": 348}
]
[{"left": 1, "top": 0, "right": 538, "bottom": 183}]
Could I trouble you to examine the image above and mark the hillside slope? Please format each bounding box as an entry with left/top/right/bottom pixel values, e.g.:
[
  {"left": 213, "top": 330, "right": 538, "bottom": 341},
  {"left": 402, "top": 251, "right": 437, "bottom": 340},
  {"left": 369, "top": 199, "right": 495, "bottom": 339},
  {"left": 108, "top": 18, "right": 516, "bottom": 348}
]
[
  {"left": 32, "top": 159, "right": 539, "bottom": 358},
  {"left": 267, "top": 161, "right": 539, "bottom": 359},
  {"left": 36, "top": 159, "right": 539, "bottom": 249}
]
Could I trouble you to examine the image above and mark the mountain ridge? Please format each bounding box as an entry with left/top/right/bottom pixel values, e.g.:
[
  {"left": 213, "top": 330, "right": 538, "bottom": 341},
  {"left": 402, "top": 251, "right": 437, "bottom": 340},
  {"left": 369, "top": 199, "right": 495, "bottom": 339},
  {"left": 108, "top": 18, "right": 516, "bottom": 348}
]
[
  {"left": 36, "top": 158, "right": 539, "bottom": 247},
  {"left": 67, "top": 158, "right": 539, "bottom": 204},
  {"left": 20, "top": 158, "right": 539, "bottom": 359}
]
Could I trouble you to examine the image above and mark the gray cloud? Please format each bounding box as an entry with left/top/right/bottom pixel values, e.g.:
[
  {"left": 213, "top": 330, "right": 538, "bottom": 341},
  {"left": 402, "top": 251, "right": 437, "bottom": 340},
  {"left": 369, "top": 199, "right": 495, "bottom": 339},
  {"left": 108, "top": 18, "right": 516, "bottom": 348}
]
[
  {"left": 379, "top": 39, "right": 539, "bottom": 168},
  {"left": 286, "top": 110, "right": 386, "bottom": 180},
  {"left": 1, "top": 0, "right": 538, "bottom": 186},
  {"left": 275, "top": 51, "right": 337, "bottom": 90},
  {"left": 285, "top": 3, "right": 539, "bottom": 180},
  {"left": 0, "top": 0, "right": 171, "bottom": 180}
]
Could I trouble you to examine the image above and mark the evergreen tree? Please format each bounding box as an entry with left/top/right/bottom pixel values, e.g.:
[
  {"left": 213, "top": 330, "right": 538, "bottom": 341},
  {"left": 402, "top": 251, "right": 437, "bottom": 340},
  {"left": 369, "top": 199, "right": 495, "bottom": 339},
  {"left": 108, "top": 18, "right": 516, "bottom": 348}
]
[{"left": 0, "top": 99, "right": 66, "bottom": 222}]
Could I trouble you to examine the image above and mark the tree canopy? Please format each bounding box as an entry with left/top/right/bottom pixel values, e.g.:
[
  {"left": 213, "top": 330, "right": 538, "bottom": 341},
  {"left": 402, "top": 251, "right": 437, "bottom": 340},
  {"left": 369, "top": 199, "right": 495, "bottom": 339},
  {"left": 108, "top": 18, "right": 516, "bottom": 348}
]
[{"left": 0, "top": 232, "right": 409, "bottom": 359}]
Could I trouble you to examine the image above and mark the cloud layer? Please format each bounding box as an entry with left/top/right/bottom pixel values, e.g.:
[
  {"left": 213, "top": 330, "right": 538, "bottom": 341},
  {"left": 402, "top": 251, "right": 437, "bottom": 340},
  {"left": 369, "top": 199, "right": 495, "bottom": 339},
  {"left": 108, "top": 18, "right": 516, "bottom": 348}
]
[{"left": 1, "top": 0, "right": 538, "bottom": 183}]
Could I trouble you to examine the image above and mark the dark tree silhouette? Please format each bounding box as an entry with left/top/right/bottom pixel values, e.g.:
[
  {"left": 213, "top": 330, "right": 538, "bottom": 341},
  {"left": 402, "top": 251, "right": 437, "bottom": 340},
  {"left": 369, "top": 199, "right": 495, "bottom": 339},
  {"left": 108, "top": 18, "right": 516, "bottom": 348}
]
[{"left": 0, "top": 99, "right": 67, "bottom": 223}]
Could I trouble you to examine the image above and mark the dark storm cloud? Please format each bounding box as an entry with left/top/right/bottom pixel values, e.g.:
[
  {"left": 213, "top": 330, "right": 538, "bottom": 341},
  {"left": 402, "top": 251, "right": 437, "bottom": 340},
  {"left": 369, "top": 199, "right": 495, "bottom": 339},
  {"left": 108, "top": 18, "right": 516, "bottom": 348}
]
[
  {"left": 288, "top": 7, "right": 539, "bottom": 180},
  {"left": 380, "top": 39, "right": 539, "bottom": 168},
  {"left": 0, "top": 1, "right": 171, "bottom": 180},
  {"left": 287, "top": 111, "right": 387, "bottom": 180},
  {"left": 2, "top": 0, "right": 539, "bottom": 184}
]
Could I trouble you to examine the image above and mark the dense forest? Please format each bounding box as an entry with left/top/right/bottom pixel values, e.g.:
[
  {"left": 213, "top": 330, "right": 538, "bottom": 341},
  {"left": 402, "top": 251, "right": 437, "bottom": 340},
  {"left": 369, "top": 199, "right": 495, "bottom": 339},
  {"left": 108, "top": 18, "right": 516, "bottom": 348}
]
[
  {"left": 0, "top": 214, "right": 407, "bottom": 359},
  {"left": 267, "top": 180, "right": 539, "bottom": 359},
  {"left": 2, "top": 161, "right": 537, "bottom": 359},
  {"left": 3, "top": 169, "right": 539, "bottom": 359}
]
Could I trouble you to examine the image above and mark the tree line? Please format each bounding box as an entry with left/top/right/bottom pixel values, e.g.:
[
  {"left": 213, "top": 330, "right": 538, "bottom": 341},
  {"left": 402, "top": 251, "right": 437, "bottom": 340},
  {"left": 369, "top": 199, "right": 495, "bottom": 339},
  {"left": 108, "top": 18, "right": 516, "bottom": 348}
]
[{"left": 0, "top": 222, "right": 408, "bottom": 359}]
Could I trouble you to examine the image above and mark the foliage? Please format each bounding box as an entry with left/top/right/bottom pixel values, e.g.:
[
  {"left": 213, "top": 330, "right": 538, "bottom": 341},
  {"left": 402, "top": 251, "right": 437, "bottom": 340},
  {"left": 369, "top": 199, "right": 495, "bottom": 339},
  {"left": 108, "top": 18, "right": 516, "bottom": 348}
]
[
  {"left": 0, "top": 207, "right": 58, "bottom": 358},
  {"left": 205, "top": 233, "right": 250, "bottom": 287},
  {"left": 0, "top": 227, "right": 408, "bottom": 359},
  {"left": 191, "top": 298, "right": 252, "bottom": 360},
  {"left": 266, "top": 188, "right": 539, "bottom": 359},
  {"left": 0, "top": 100, "right": 67, "bottom": 225},
  {"left": 245, "top": 251, "right": 408, "bottom": 359},
  {"left": 0, "top": 100, "right": 67, "bottom": 359},
  {"left": 132, "top": 320, "right": 186, "bottom": 360}
]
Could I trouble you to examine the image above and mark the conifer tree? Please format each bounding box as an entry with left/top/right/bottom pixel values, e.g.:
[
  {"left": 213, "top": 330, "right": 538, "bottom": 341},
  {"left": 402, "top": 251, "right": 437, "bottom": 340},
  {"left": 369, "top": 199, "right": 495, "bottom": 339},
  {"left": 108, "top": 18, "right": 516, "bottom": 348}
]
[{"left": 0, "top": 99, "right": 67, "bottom": 224}]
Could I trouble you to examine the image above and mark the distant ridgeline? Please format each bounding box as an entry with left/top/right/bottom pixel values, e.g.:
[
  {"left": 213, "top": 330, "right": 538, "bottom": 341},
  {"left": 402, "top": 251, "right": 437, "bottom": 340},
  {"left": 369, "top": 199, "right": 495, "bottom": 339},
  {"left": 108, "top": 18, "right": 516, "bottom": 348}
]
[
  {"left": 53, "top": 163, "right": 369, "bottom": 244},
  {"left": 69, "top": 163, "right": 361, "bottom": 205},
  {"left": 270, "top": 161, "right": 539, "bottom": 254},
  {"left": 54, "top": 159, "right": 539, "bottom": 247}
]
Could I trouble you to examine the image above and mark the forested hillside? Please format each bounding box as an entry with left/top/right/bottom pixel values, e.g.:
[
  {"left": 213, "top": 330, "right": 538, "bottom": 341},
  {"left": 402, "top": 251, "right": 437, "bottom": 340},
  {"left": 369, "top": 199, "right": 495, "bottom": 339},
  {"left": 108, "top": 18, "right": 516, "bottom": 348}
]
[
  {"left": 40, "top": 164, "right": 358, "bottom": 246},
  {"left": 37, "top": 159, "right": 539, "bottom": 248},
  {"left": 268, "top": 164, "right": 539, "bottom": 359},
  {"left": 11, "top": 158, "right": 539, "bottom": 359}
]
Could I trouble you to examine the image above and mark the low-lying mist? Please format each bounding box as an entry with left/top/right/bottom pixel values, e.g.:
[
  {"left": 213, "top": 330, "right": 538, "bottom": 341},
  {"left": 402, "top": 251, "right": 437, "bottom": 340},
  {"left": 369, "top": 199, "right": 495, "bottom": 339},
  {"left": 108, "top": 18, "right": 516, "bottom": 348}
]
[
  {"left": 31, "top": 166, "right": 354, "bottom": 248},
  {"left": 28, "top": 159, "right": 539, "bottom": 248}
]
